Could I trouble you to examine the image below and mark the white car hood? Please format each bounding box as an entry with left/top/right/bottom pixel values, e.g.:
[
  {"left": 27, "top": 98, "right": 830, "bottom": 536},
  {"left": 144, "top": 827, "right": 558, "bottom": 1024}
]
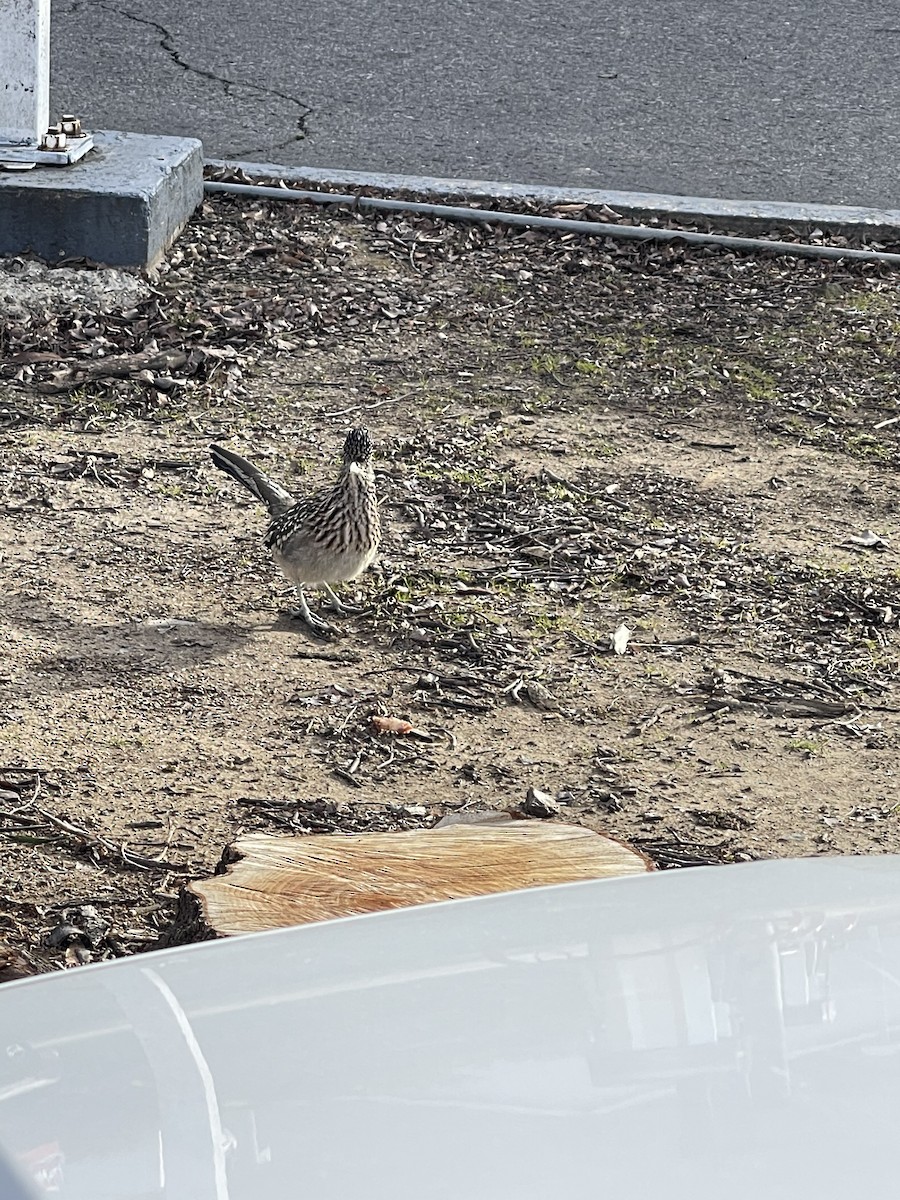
[{"left": 3, "top": 855, "right": 900, "bottom": 1198}]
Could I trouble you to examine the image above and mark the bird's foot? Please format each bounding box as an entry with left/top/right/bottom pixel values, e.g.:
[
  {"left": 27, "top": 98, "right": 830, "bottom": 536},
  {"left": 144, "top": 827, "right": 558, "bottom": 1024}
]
[
  {"left": 327, "top": 598, "right": 365, "bottom": 615},
  {"left": 286, "top": 607, "right": 340, "bottom": 638},
  {"left": 322, "top": 583, "right": 365, "bottom": 616},
  {"left": 287, "top": 588, "right": 341, "bottom": 637}
]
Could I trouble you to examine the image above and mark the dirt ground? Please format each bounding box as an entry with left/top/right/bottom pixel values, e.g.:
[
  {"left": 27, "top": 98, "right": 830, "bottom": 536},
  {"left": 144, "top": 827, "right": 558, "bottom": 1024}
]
[{"left": 2, "top": 188, "right": 900, "bottom": 975}]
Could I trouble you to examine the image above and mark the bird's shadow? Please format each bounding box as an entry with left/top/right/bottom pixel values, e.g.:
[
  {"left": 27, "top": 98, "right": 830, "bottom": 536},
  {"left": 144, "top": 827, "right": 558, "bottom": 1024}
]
[{"left": 6, "top": 600, "right": 256, "bottom": 695}]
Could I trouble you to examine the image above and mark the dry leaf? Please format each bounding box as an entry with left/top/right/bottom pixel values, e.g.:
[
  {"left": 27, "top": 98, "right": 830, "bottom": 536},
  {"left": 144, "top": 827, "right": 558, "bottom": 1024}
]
[
  {"left": 525, "top": 681, "right": 559, "bottom": 711},
  {"left": 844, "top": 530, "right": 888, "bottom": 550},
  {"left": 612, "top": 623, "right": 632, "bottom": 654},
  {"left": 371, "top": 716, "right": 414, "bottom": 735}
]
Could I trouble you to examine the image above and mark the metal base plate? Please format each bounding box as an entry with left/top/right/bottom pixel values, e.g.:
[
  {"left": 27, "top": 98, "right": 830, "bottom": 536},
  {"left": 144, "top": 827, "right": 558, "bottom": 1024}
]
[{"left": 0, "top": 133, "right": 95, "bottom": 169}]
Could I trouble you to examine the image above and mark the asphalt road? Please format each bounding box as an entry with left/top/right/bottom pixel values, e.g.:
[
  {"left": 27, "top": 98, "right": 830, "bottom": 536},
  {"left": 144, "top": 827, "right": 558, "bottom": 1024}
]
[{"left": 51, "top": 0, "right": 900, "bottom": 206}]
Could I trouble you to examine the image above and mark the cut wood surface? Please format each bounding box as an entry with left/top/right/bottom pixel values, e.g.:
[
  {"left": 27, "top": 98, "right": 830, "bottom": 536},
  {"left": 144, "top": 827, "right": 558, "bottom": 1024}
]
[{"left": 187, "top": 821, "right": 651, "bottom": 938}]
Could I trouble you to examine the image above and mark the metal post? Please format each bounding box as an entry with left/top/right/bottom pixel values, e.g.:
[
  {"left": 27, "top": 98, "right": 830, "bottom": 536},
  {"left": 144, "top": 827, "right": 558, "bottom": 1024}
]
[
  {"left": 0, "top": 0, "right": 93, "bottom": 167},
  {"left": 0, "top": 0, "right": 49, "bottom": 146}
]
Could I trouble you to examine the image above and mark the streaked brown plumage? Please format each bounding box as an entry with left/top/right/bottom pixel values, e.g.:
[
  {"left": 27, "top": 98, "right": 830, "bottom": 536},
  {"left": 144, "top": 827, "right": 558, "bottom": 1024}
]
[{"left": 210, "top": 427, "right": 380, "bottom": 633}]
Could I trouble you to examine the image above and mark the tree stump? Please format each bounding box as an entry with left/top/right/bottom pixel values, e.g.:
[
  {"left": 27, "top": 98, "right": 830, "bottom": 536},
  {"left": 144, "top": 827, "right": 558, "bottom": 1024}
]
[{"left": 165, "top": 820, "right": 651, "bottom": 944}]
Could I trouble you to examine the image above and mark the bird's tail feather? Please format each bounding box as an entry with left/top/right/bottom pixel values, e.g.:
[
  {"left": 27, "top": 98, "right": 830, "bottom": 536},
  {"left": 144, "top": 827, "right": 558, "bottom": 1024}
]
[{"left": 209, "top": 445, "right": 295, "bottom": 517}]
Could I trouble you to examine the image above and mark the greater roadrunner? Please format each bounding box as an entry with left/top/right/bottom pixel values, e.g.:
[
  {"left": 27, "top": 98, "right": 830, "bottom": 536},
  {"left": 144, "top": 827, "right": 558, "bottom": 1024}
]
[{"left": 210, "top": 427, "right": 381, "bottom": 634}]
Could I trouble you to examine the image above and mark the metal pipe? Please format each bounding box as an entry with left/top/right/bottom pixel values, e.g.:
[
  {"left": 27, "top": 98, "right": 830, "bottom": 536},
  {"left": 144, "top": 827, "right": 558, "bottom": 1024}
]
[{"left": 204, "top": 180, "right": 900, "bottom": 266}]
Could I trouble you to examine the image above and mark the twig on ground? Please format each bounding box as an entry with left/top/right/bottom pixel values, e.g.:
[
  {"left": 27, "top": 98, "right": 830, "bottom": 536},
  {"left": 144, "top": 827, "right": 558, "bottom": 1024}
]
[
  {"left": 29, "top": 803, "right": 189, "bottom": 873},
  {"left": 323, "top": 393, "right": 415, "bottom": 418}
]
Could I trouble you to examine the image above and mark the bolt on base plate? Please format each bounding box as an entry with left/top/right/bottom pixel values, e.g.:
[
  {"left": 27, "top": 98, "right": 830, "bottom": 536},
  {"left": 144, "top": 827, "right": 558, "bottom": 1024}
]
[{"left": 1, "top": 116, "right": 94, "bottom": 170}]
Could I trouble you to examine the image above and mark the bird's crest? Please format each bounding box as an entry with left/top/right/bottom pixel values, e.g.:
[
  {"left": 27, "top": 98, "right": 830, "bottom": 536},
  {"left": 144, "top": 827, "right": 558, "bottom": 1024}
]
[{"left": 342, "top": 427, "right": 373, "bottom": 466}]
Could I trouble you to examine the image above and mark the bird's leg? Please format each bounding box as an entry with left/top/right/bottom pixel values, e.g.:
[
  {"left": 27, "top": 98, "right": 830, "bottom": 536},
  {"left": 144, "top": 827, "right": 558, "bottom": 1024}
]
[
  {"left": 289, "top": 586, "right": 338, "bottom": 636},
  {"left": 322, "top": 582, "right": 364, "bottom": 615}
]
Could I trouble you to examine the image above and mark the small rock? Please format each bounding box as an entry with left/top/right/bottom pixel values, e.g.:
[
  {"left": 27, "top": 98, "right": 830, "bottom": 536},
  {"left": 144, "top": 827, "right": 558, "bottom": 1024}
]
[
  {"left": 522, "top": 787, "right": 560, "bottom": 818},
  {"left": 74, "top": 905, "right": 109, "bottom": 947},
  {"left": 401, "top": 805, "right": 429, "bottom": 818},
  {"left": 45, "top": 922, "right": 86, "bottom": 950}
]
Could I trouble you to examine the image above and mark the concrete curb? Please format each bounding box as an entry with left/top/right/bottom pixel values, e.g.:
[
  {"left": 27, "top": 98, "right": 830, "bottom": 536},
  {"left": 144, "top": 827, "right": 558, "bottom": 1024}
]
[{"left": 207, "top": 159, "right": 900, "bottom": 237}]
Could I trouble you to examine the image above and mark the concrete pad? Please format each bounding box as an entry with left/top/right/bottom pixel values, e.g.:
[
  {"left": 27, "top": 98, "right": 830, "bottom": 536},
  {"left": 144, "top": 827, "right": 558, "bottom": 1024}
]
[{"left": 0, "top": 131, "right": 203, "bottom": 269}]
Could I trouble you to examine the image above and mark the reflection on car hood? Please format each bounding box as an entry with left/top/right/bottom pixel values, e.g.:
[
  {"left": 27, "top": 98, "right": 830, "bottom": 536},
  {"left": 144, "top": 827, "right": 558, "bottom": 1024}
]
[{"left": 3, "top": 856, "right": 900, "bottom": 1198}]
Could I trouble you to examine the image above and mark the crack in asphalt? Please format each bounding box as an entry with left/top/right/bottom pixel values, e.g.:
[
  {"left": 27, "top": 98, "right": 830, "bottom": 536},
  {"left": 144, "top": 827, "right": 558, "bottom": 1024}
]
[
  {"left": 90, "top": 1, "right": 313, "bottom": 146},
  {"left": 229, "top": 130, "right": 311, "bottom": 161}
]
